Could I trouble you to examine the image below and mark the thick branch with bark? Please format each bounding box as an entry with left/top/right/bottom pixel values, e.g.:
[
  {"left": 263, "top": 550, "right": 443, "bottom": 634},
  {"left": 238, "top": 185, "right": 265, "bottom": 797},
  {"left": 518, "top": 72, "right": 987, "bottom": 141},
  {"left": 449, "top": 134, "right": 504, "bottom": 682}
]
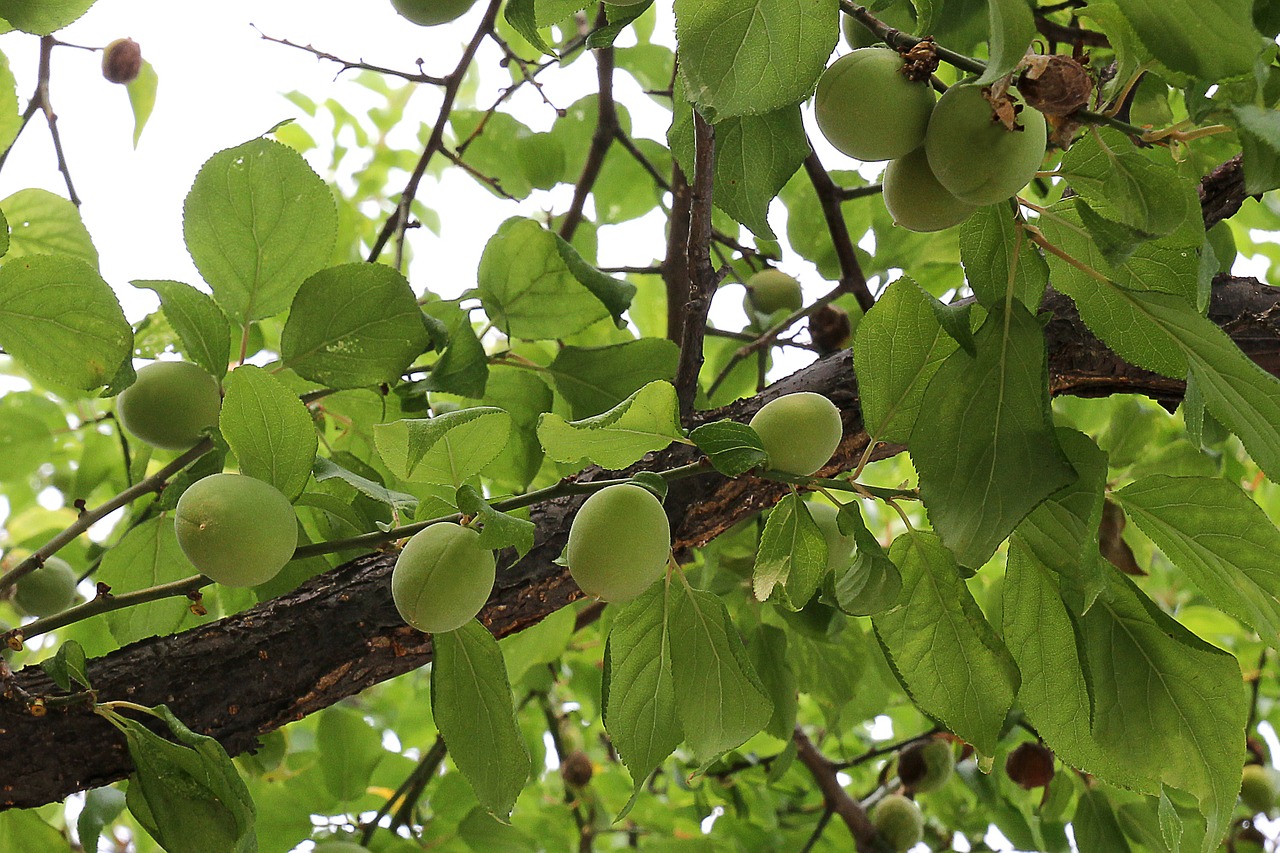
[{"left": 5, "top": 275, "right": 1280, "bottom": 808}]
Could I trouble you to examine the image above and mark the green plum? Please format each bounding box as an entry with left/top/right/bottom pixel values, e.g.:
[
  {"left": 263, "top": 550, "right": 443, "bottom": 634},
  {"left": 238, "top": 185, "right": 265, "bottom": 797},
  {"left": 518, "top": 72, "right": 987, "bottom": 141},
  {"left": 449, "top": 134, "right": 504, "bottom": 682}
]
[
  {"left": 744, "top": 269, "right": 804, "bottom": 317},
  {"left": 898, "top": 738, "right": 955, "bottom": 793},
  {"left": 14, "top": 555, "right": 78, "bottom": 617},
  {"left": 174, "top": 473, "right": 298, "bottom": 587},
  {"left": 749, "top": 392, "right": 844, "bottom": 476},
  {"left": 883, "top": 146, "right": 978, "bottom": 232},
  {"left": 924, "top": 83, "right": 1047, "bottom": 205},
  {"left": 566, "top": 484, "right": 671, "bottom": 602},
  {"left": 815, "top": 48, "right": 936, "bottom": 162},
  {"left": 872, "top": 794, "right": 924, "bottom": 851},
  {"left": 842, "top": 3, "right": 916, "bottom": 48},
  {"left": 390, "top": 0, "right": 478, "bottom": 26},
  {"left": 1241, "top": 764, "right": 1278, "bottom": 814},
  {"left": 116, "top": 361, "right": 221, "bottom": 451},
  {"left": 391, "top": 522, "right": 495, "bottom": 633}
]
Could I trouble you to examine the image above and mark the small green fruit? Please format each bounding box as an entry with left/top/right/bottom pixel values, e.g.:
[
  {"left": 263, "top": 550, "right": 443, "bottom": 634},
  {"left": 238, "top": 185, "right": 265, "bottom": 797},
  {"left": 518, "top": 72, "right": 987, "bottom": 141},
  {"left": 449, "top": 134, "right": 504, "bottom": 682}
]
[
  {"left": 898, "top": 738, "right": 955, "bottom": 794},
  {"left": 117, "top": 361, "right": 221, "bottom": 451},
  {"left": 872, "top": 793, "right": 924, "bottom": 851},
  {"left": 1241, "top": 764, "right": 1278, "bottom": 814},
  {"left": 567, "top": 484, "right": 671, "bottom": 602},
  {"left": 815, "top": 48, "right": 936, "bottom": 162},
  {"left": 924, "top": 83, "right": 1047, "bottom": 205},
  {"left": 174, "top": 473, "right": 298, "bottom": 587},
  {"left": 390, "top": 0, "right": 478, "bottom": 26},
  {"left": 842, "top": 3, "right": 916, "bottom": 48},
  {"left": 883, "top": 146, "right": 978, "bottom": 232},
  {"left": 749, "top": 392, "right": 844, "bottom": 476},
  {"left": 102, "top": 38, "right": 142, "bottom": 84},
  {"left": 807, "top": 502, "right": 856, "bottom": 575},
  {"left": 744, "top": 269, "right": 804, "bottom": 317},
  {"left": 392, "top": 522, "right": 495, "bottom": 633},
  {"left": 14, "top": 555, "right": 78, "bottom": 617}
]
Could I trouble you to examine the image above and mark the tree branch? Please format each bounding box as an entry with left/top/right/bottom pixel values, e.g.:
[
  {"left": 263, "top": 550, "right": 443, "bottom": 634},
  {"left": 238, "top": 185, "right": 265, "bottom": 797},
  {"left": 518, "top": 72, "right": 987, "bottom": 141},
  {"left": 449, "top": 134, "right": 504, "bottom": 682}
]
[
  {"left": 793, "top": 727, "right": 880, "bottom": 851},
  {"left": 802, "top": 148, "right": 874, "bottom": 314},
  {"left": 674, "top": 110, "right": 718, "bottom": 419},
  {"left": 558, "top": 7, "right": 617, "bottom": 243}
]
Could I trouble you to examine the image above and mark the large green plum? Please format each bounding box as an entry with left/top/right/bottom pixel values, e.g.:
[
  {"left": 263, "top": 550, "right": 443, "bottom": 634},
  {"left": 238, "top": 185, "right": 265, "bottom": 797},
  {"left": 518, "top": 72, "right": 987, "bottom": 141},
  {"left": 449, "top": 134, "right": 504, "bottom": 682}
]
[
  {"left": 924, "top": 83, "right": 1047, "bottom": 205},
  {"left": 872, "top": 794, "right": 924, "bottom": 850},
  {"left": 815, "top": 48, "right": 936, "bottom": 162},
  {"left": 14, "top": 555, "right": 77, "bottom": 617},
  {"left": 1241, "top": 764, "right": 1278, "bottom": 814},
  {"left": 749, "top": 392, "right": 844, "bottom": 476},
  {"left": 898, "top": 738, "right": 955, "bottom": 793},
  {"left": 116, "top": 361, "right": 221, "bottom": 451},
  {"left": 566, "top": 484, "right": 671, "bottom": 602},
  {"left": 744, "top": 269, "right": 803, "bottom": 317},
  {"left": 391, "top": 522, "right": 495, "bottom": 633},
  {"left": 883, "top": 146, "right": 978, "bottom": 232},
  {"left": 390, "top": 0, "right": 478, "bottom": 26},
  {"left": 842, "top": 3, "right": 916, "bottom": 48},
  {"left": 174, "top": 473, "right": 298, "bottom": 587}
]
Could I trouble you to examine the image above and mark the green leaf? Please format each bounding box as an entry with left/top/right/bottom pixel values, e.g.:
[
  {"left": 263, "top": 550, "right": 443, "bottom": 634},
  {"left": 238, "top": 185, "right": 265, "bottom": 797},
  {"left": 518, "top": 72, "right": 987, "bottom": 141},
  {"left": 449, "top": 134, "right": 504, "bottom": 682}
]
[
  {"left": 280, "top": 263, "right": 429, "bottom": 389},
  {"left": 752, "top": 492, "right": 827, "bottom": 607},
  {"left": 1072, "top": 790, "right": 1134, "bottom": 853},
  {"left": 134, "top": 280, "right": 231, "bottom": 379},
  {"left": 1013, "top": 428, "right": 1109, "bottom": 614},
  {"left": 1116, "top": 0, "right": 1261, "bottom": 79},
  {"left": 1130, "top": 289, "right": 1280, "bottom": 484},
  {"left": 552, "top": 231, "right": 636, "bottom": 328},
  {"left": 958, "top": 205, "right": 1048, "bottom": 309},
  {"left": 183, "top": 137, "right": 338, "bottom": 322},
  {"left": 974, "top": 0, "right": 1036, "bottom": 85},
  {"left": 0, "top": 0, "right": 94, "bottom": 33},
  {"left": 316, "top": 704, "right": 384, "bottom": 803},
  {"left": 668, "top": 581, "right": 773, "bottom": 763},
  {"left": 98, "top": 517, "right": 200, "bottom": 645},
  {"left": 127, "top": 60, "right": 158, "bottom": 146},
  {"left": 537, "top": 380, "right": 685, "bottom": 470},
  {"left": 312, "top": 455, "right": 418, "bottom": 515},
  {"left": 39, "top": 639, "right": 90, "bottom": 691},
  {"left": 831, "top": 501, "right": 902, "bottom": 616},
  {"left": 77, "top": 787, "right": 127, "bottom": 853},
  {"left": 477, "top": 218, "right": 621, "bottom": 340},
  {"left": 853, "top": 276, "right": 958, "bottom": 444},
  {"left": 669, "top": 97, "right": 808, "bottom": 238},
  {"left": 748, "top": 624, "right": 798, "bottom": 740},
  {"left": 673, "top": 0, "right": 837, "bottom": 121},
  {"left": 503, "top": 0, "right": 554, "bottom": 56},
  {"left": 873, "top": 531, "right": 1019, "bottom": 754},
  {"left": 456, "top": 484, "right": 536, "bottom": 558},
  {"left": 477, "top": 365, "right": 553, "bottom": 491},
  {"left": 0, "top": 810, "right": 68, "bottom": 852},
  {"left": 604, "top": 583, "right": 682, "bottom": 794},
  {"left": 426, "top": 311, "right": 489, "bottom": 399},
  {"left": 1233, "top": 106, "right": 1280, "bottom": 195},
  {"left": 588, "top": 1, "right": 653, "bottom": 48},
  {"left": 546, "top": 338, "right": 679, "bottom": 419},
  {"left": 1115, "top": 475, "right": 1280, "bottom": 647},
  {"left": 690, "top": 419, "right": 768, "bottom": 476},
  {"left": 431, "top": 620, "right": 532, "bottom": 819},
  {"left": 220, "top": 365, "right": 318, "bottom": 501},
  {"left": 101, "top": 704, "right": 257, "bottom": 853},
  {"left": 1057, "top": 128, "right": 1192, "bottom": 239},
  {"left": 0, "top": 49, "right": 21, "bottom": 155},
  {"left": 911, "top": 303, "right": 1076, "bottom": 568},
  {"left": 0, "top": 254, "right": 131, "bottom": 390},
  {"left": 1, "top": 188, "right": 98, "bottom": 267},
  {"left": 375, "top": 407, "right": 512, "bottom": 485}
]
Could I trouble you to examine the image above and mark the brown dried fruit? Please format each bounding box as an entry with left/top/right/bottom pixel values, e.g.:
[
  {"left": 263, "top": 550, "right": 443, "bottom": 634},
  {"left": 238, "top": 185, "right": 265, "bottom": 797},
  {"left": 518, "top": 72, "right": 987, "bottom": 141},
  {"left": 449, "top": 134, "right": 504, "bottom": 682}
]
[
  {"left": 561, "top": 750, "right": 593, "bottom": 789},
  {"left": 1019, "top": 54, "right": 1093, "bottom": 116},
  {"left": 1005, "top": 742, "right": 1055, "bottom": 789},
  {"left": 810, "top": 305, "right": 851, "bottom": 355},
  {"left": 102, "top": 38, "right": 142, "bottom": 85}
]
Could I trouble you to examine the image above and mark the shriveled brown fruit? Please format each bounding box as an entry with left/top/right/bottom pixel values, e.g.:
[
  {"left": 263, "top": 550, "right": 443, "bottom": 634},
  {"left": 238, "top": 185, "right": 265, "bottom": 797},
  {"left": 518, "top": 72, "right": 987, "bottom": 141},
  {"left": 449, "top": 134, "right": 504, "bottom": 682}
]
[
  {"left": 102, "top": 38, "right": 142, "bottom": 84},
  {"left": 1018, "top": 54, "right": 1092, "bottom": 116},
  {"left": 561, "top": 750, "right": 594, "bottom": 789},
  {"left": 1005, "top": 742, "right": 1055, "bottom": 789}
]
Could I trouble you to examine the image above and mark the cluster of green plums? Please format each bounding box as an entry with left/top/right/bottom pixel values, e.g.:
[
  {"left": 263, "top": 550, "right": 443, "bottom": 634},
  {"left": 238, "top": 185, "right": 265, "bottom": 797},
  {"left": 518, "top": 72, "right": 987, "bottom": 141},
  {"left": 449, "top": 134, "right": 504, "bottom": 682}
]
[
  {"left": 115, "top": 361, "right": 299, "bottom": 588},
  {"left": 815, "top": 45, "right": 1047, "bottom": 232},
  {"left": 869, "top": 739, "right": 956, "bottom": 850}
]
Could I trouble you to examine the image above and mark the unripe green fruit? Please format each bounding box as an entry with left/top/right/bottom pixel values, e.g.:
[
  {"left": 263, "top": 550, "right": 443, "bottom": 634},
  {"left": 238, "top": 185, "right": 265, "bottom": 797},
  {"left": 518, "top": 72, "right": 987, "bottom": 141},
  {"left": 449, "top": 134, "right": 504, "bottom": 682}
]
[
  {"left": 14, "top": 555, "right": 77, "bottom": 617},
  {"left": 567, "top": 484, "right": 671, "bottom": 602},
  {"left": 898, "top": 738, "right": 955, "bottom": 794},
  {"left": 174, "top": 474, "right": 298, "bottom": 587},
  {"left": 842, "top": 4, "right": 916, "bottom": 48},
  {"left": 815, "top": 48, "right": 936, "bottom": 162},
  {"left": 1241, "top": 764, "right": 1278, "bottom": 814},
  {"left": 807, "top": 502, "right": 856, "bottom": 575},
  {"left": 117, "top": 361, "right": 221, "bottom": 451},
  {"left": 872, "top": 794, "right": 924, "bottom": 851},
  {"left": 749, "top": 392, "right": 843, "bottom": 476},
  {"left": 392, "top": 522, "right": 495, "bottom": 633},
  {"left": 925, "top": 84, "right": 1047, "bottom": 205},
  {"left": 390, "top": 0, "right": 478, "bottom": 26},
  {"left": 744, "top": 269, "right": 804, "bottom": 316},
  {"left": 883, "top": 146, "right": 978, "bottom": 232}
]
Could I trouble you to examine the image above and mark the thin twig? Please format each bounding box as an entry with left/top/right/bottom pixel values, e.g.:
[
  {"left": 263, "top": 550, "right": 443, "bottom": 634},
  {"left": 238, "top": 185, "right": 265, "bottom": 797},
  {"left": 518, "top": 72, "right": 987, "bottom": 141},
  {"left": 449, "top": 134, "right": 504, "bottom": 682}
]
[
  {"left": 559, "top": 7, "right": 617, "bottom": 242},
  {"left": 802, "top": 148, "right": 874, "bottom": 313},
  {"left": 664, "top": 163, "right": 693, "bottom": 343},
  {"left": 254, "top": 27, "right": 448, "bottom": 84},
  {"left": 360, "top": 736, "right": 446, "bottom": 844},
  {"left": 793, "top": 727, "right": 880, "bottom": 852}
]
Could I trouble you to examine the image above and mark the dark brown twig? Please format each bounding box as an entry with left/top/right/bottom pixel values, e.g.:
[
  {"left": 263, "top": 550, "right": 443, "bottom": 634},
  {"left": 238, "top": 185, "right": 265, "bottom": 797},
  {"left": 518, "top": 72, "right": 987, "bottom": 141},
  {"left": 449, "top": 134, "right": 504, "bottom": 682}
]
[
  {"left": 793, "top": 728, "right": 880, "bottom": 852},
  {"left": 254, "top": 27, "right": 448, "bottom": 84},
  {"left": 674, "top": 110, "right": 719, "bottom": 419},
  {"left": 802, "top": 149, "right": 874, "bottom": 313},
  {"left": 559, "top": 8, "right": 618, "bottom": 243}
]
